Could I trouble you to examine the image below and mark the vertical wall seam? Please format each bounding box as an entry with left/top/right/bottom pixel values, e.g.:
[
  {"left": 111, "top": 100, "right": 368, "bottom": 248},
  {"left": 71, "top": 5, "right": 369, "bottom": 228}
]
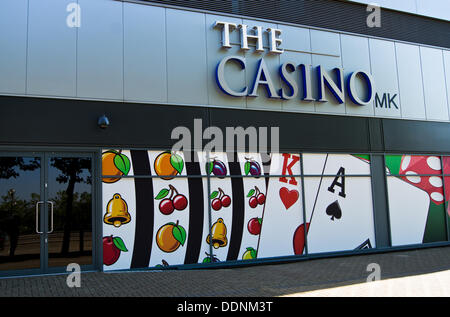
[
  {"left": 122, "top": 1, "right": 125, "bottom": 101},
  {"left": 75, "top": 0, "right": 79, "bottom": 97},
  {"left": 164, "top": 8, "right": 169, "bottom": 103},
  {"left": 367, "top": 37, "right": 375, "bottom": 117},
  {"left": 393, "top": 42, "right": 403, "bottom": 119},
  {"left": 204, "top": 13, "right": 210, "bottom": 106},
  {"left": 441, "top": 50, "right": 450, "bottom": 120},
  {"left": 25, "top": 0, "right": 30, "bottom": 94},
  {"left": 418, "top": 46, "right": 428, "bottom": 120}
]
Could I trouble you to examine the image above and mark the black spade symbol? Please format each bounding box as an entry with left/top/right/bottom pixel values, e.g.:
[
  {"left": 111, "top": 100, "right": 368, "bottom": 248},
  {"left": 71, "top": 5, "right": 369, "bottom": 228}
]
[{"left": 326, "top": 200, "right": 342, "bottom": 221}]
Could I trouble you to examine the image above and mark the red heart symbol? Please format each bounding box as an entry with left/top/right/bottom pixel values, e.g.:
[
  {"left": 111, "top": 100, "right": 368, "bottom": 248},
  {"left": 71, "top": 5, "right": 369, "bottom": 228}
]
[{"left": 279, "top": 187, "right": 299, "bottom": 210}]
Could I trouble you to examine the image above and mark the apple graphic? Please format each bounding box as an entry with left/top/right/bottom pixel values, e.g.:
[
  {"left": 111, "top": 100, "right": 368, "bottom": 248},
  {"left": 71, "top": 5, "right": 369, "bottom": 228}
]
[
  {"left": 292, "top": 223, "right": 310, "bottom": 255},
  {"left": 103, "top": 235, "right": 128, "bottom": 266},
  {"left": 247, "top": 217, "right": 262, "bottom": 235}
]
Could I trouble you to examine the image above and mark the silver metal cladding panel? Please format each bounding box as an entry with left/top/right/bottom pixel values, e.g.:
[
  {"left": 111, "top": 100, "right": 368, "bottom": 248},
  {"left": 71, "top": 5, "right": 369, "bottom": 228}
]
[
  {"left": 206, "top": 14, "right": 246, "bottom": 109},
  {"left": 0, "top": 0, "right": 28, "bottom": 94},
  {"left": 310, "top": 29, "right": 344, "bottom": 115},
  {"left": 369, "top": 38, "right": 401, "bottom": 118},
  {"left": 123, "top": 3, "right": 167, "bottom": 103},
  {"left": 77, "top": 0, "right": 123, "bottom": 100},
  {"left": 444, "top": 50, "right": 450, "bottom": 118},
  {"left": 243, "top": 19, "right": 282, "bottom": 111},
  {"left": 341, "top": 34, "right": 374, "bottom": 117},
  {"left": 166, "top": 9, "right": 208, "bottom": 105},
  {"left": 0, "top": 1, "right": 449, "bottom": 123},
  {"left": 280, "top": 25, "right": 315, "bottom": 113},
  {"left": 395, "top": 42, "right": 425, "bottom": 120},
  {"left": 27, "top": 0, "right": 77, "bottom": 97},
  {"left": 420, "top": 46, "right": 449, "bottom": 121}
]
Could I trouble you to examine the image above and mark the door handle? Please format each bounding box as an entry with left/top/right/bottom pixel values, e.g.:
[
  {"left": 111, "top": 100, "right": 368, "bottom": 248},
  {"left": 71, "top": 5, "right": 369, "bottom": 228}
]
[
  {"left": 47, "top": 201, "right": 54, "bottom": 234},
  {"left": 35, "top": 201, "right": 44, "bottom": 234}
]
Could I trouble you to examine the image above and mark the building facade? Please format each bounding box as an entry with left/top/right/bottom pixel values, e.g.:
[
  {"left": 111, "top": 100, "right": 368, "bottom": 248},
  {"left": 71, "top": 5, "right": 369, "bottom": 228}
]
[{"left": 0, "top": 0, "right": 449, "bottom": 277}]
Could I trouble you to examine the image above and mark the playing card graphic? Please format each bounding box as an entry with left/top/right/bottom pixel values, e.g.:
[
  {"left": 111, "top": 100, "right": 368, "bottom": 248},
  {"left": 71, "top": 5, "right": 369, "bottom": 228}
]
[
  {"left": 257, "top": 153, "right": 304, "bottom": 259},
  {"left": 386, "top": 154, "right": 447, "bottom": 245},
  {"left": 386, "top": 176, "right": 430, "bottom": 246},
  {"left": 304, "top": 154, "right": 376, "bottom": 254}
]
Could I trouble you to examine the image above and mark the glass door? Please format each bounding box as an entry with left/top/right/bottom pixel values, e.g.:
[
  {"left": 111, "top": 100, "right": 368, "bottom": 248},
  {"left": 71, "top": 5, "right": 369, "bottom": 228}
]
[
  {"left": 0, "top": 152, "right": 95, "bottom": 276},
  {"left": 45, "top": 153, "right": 93, "bottom": 271},
  {"left": 0, "top": 155, "right": 44, "bottom": 274}
]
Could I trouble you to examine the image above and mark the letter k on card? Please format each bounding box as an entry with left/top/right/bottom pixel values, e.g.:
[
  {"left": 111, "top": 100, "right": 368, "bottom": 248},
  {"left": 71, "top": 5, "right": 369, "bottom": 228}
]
[{"left": 279, "top": 153, "right": 300, "bottom": 185}]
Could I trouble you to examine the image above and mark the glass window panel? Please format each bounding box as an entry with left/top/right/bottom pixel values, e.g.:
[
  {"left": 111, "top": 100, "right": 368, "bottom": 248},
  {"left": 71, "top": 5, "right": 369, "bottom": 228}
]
[
  {"left": 303, "top": 153, "right": 371, "bottom": 175},
  {"left": 385, "top": 154, "right": 442, "bottom": 175},
  {"left": 304, "top": 176, "right": 375, "bottom": 253},
  {"left": 387, "top": 174, "right": 447, "bottom": 246}
]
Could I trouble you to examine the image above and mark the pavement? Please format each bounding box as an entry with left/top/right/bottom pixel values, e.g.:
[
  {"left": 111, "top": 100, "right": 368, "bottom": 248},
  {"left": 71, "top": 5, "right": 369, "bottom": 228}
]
[{"left": 0, "top": 245, "right": 449, "bottom": 297}]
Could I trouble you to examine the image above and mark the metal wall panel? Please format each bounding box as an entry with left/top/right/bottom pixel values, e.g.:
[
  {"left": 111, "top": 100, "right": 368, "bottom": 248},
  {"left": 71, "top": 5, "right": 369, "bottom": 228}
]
[
  {"left": 420, "top": 46, "right": 449, "bottom": 121},
  {"left": 310, "top": 29, "right": 343, "bottom": 115},
  {"left": 444, "top": 51, "right": 450, "bottom": 117},
  {"left": 280, "top": 26, "right": 315, "bottom": 113},
  {"left": 77, "top": 0, "right": 123, "bottom": 100},
  {"left": 27, "top": 0, "right": 77, "bottom": 97},
  {"left": 123, "top": 3, "right": 167, "bottom": 103},
  {"left": 205, "top": 14, "right": 246, "bottom": 109},
  {"left": 166, "top": 9, "right": 208, "bottom": 105},
  {"left": 340, "top": 34, "right": 374, "bottom": 117},
  {"left": 0, "top": 0, "right": 28, "bottom": 94},
  {"left": 242, "top": 19, "right": 281, "bottom": 111},
  {"left": 368, "top": 39, "right": 401, "bottom": 118},
  {"left": 395, "top": 43, "right": 426, "bottom": 120}
]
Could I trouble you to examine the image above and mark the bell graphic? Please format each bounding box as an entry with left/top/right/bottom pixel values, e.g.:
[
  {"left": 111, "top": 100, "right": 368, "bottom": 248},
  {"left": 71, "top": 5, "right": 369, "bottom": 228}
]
[
  {"left": 206, "top": 218, "right": 227, "bottom": 249},
  {"left": 104, "top": 193, "right": 131, "bottom": 227}
]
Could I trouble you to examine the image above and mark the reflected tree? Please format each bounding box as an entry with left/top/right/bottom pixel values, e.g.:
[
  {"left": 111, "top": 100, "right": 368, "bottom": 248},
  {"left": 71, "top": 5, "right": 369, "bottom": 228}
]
[
  {"left": 0, "top": 157, "right": 40, "bottom": 257},
  {"left": 51, "top": 158, "right": 91, "bottom": 255}
]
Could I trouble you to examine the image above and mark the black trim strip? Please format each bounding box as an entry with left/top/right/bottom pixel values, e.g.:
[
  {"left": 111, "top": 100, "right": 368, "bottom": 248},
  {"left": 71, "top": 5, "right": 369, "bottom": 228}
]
[
  {"left": 130, "top": 150, "right": 154, "bottom": 268},
  {"left": 226, "top": 152, "right": 245, "bottom": 261},
  {"left": 184, "top": 152, "right": 204, "bottom": 264}
]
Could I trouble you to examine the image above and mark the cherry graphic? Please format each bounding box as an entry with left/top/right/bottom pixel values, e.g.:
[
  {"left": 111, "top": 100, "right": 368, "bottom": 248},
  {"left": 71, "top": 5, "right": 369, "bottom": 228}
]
[
  {"left": 159, "top": 198, "right": 175, "bottom": 215},
  {"left": 249, "top": 196, "right": 258, "bottom": 209},
  {"left": 247, "top": 186, "right": 266, "bottom": 209},
  {"left": 211, "top": 198, "right": 222, "bottom": 211},
  {"left": 210, "top": 187, "right": 231, "bottom": 211},
  {"left": 173, "top": 193, "right": 188, "bottom": 211},
  {"left": 155, "top": 185, "right": 188, "bottom": 215}
]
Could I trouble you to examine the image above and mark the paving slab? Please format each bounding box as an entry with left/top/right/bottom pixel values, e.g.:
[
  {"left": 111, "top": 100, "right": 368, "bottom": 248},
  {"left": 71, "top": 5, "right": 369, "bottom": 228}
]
[{"left": 0, "top": 246, "right": 449, "bottom": 297}]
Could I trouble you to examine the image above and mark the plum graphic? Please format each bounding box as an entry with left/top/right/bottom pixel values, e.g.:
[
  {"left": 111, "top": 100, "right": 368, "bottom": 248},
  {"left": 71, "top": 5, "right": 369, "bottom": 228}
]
[
  {"left": 244, "top": 157, "right": 261, "bottom": 176},
  {"left": 103, "top": 235, "right": 128, "bottom": 266},
  {"left": 206, "top": 159, "right": 227, "bottom": 178},
  {"left": 202, "top": 252, "right": 220, "bottom": 263}
]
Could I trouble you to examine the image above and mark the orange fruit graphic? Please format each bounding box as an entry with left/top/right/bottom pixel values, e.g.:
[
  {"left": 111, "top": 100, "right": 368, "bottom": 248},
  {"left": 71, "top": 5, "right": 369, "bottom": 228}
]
[
  {"left": 154, "top": 152, "right": 183, "bottom": 180},
  {"left": 156, "top": 221, "right": 186, "bottom": 253},
  {"left": 102, "top": 150, "right": 130, "bottom": 183}
]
